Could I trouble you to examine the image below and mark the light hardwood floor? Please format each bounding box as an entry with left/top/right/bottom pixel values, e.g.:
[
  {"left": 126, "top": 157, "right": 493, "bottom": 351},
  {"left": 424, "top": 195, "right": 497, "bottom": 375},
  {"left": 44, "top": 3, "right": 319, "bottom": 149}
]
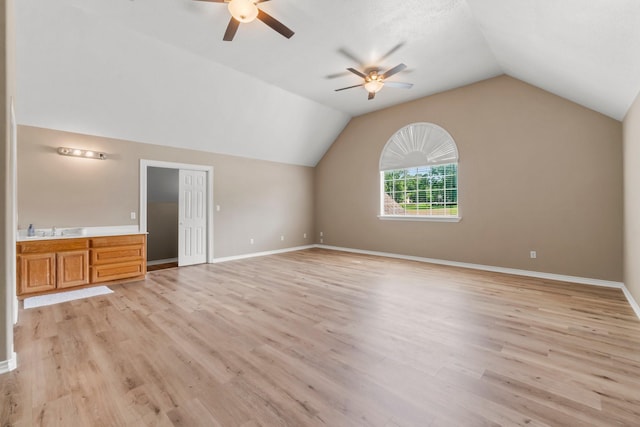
[{"left": 2, "top": 248, "right": 640, "bottom": 426}]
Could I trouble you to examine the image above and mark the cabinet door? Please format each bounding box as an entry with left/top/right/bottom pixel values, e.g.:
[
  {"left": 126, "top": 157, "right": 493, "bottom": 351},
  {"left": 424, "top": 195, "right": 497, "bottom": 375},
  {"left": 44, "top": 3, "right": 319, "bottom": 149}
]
[
  {"left": 19, "top": 253, "right": 56, "bottom": 295},
  {"left": 57, "top": 250, "right": 90, "bottom": 289}
]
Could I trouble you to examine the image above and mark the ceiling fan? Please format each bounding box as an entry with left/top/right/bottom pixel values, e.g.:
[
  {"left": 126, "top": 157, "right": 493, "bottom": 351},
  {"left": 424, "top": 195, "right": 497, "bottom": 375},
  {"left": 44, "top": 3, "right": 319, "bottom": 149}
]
[
  {"left": 195, "top": 0, "right": 294, "bottom": 42},
  {"left": 335, "top": 64, "right": 413, "bottom": 100}
]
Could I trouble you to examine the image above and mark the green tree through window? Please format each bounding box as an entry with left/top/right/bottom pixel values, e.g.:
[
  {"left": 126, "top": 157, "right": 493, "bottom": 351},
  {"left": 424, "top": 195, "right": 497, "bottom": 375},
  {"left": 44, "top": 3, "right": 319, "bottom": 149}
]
[{"left": 383, "top": 164, "right": 458, "bottom": 216}]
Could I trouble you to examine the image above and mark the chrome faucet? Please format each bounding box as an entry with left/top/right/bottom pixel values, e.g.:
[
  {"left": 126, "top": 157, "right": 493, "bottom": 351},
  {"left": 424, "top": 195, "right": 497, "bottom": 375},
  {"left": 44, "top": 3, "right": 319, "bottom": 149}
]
[{"left": 51, "top": 226, "right": 57, "bottom": 236}]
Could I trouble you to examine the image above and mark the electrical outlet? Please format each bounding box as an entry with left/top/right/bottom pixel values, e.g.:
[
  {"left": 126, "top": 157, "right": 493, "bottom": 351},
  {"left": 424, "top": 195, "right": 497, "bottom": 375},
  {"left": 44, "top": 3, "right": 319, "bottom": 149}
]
[
  {"left": 320, "top": 238, "right": 323, "bottom": 244},
  {"left": 216, "top": 205, "right": 220, "bottom": 212},
  {"left": 281, "top": 235, "right": 284, "bottom": 241},
  {"left": 320, "top": 231, "right": 323, "bottom": 237},
  {"left": 303, "top": 233, "right": 307, "bottom": 239},
  {"left": 530, "top": 250, "right": 537, "bottom": 259},
  {"left": 250, "top": 238, "right": 254, "bottom": 245},
  {"left": 130, "top": 212, "right": 136, "bottom": 220}
]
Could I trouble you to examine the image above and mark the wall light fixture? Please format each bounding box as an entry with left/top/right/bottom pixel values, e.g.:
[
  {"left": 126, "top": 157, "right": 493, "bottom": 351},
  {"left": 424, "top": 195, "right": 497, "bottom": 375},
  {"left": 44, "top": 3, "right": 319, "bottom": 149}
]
[{"left": 57, "top": 147, "right": 107, "bottom": 160}]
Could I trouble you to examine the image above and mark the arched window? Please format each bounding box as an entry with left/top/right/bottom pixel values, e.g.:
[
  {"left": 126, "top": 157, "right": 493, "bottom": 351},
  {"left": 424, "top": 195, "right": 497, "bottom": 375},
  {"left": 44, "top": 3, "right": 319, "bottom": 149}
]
[{"left": 379, "top": 122, "right": 460, "bottom": 220}]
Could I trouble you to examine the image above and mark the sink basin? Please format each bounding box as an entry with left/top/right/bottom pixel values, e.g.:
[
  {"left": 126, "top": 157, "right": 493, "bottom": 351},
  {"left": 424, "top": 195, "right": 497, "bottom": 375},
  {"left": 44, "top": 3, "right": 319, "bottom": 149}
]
[{"left": 61, "top": 227, "right": 86, "bottom": 237}]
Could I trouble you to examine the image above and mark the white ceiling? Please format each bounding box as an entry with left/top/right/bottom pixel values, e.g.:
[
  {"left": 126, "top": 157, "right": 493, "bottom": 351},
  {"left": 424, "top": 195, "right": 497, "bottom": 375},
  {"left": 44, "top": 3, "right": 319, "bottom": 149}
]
[{"left": 14, "top": 0, "right": 640, "bottom": 166}]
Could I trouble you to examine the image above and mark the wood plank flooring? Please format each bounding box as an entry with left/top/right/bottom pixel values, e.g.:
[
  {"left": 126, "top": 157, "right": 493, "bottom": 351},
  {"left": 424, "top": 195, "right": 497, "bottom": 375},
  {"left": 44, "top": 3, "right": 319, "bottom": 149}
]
[
  {"left": 147, "top": 262, "right": 178, "bottom": 272},
  {"left": 1, "top": 248, "right": 640, "bottom": 426}
]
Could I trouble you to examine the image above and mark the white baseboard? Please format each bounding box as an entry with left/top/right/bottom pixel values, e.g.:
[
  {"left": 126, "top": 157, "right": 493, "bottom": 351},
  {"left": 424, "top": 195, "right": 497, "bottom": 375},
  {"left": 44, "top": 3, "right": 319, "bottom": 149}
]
[
  {"left": 0, "top": 352, "right": 17, "bottom": 374},
  {"left": 212, "top": 245, "right": 315, "bottom": 264},
  {"left": 314, "top": 244, "right": 640, "bottom": 320},
  {"left": 147, "top": 258, "right": 178, "bottom": 266}
]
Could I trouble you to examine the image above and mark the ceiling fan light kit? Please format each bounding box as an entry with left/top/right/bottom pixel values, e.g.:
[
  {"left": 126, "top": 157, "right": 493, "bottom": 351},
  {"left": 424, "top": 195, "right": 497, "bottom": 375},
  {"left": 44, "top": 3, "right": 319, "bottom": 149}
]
[
  {"left": 227, "top": 0, "right": 259, "bottom": 23},
  {"left": 363, "top": 71, "right": 384, "bottom": 94}
]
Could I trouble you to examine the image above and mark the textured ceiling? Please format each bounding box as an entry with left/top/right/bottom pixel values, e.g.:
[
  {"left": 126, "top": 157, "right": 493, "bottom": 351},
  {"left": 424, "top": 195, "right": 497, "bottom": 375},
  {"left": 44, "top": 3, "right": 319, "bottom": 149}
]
[
  {"left": 466, "top": 0, "right": 640, "bottom": 121},
  {"left": 14, "top": 0, "right": 640, "bottom": 166}
]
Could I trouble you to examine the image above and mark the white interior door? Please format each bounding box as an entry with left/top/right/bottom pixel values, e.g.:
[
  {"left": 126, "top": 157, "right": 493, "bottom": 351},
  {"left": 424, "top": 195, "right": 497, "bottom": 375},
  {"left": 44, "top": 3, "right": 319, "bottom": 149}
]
[{"left": 178, "top": 169, "right": 207, "bottom": 266}]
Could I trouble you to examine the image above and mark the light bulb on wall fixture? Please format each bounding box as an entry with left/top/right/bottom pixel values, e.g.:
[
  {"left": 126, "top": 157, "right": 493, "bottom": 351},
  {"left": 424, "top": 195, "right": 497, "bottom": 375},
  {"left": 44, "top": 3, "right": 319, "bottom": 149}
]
[
  {"left": 57, "top": 146, "right": 107, "bottom": 160},
  {"left": 227, "top": 0, "right": 259, "bottom": 23}
]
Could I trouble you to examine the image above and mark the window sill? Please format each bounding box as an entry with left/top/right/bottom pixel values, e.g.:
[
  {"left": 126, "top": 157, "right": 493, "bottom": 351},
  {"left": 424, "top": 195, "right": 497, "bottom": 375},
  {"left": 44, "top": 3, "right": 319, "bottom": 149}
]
[{"left": 378, "top": 215, "right": 462, "bottom": 223}]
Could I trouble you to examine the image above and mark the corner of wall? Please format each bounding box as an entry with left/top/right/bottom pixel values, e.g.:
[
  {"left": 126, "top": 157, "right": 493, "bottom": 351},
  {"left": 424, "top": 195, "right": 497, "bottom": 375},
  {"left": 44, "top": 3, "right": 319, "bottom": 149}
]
[
  {"left": 0, "top": 351, "right": 17, "bottom": 374},
  {"left": 623, "top": 88, "right": 640, "bottom": 309}
]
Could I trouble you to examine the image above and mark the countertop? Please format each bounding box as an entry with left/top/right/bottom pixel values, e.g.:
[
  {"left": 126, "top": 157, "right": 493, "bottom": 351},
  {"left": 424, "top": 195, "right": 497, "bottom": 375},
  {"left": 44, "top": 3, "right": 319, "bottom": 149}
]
[{"left": 17, "top": 225, "right": 145, "bottom": 242}]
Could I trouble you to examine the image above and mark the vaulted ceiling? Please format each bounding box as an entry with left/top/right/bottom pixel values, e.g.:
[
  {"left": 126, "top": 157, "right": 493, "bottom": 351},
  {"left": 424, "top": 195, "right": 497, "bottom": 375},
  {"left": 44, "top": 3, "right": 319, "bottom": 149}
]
[{"left": 15, "top": 0, "right": 640, "bottom": 166}]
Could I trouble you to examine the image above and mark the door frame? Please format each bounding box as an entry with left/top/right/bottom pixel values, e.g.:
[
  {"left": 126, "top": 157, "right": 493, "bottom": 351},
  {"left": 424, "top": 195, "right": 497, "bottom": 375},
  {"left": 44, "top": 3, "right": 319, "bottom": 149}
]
[{"left": 139, "top": 159, "right": 214, "bottom": 263}]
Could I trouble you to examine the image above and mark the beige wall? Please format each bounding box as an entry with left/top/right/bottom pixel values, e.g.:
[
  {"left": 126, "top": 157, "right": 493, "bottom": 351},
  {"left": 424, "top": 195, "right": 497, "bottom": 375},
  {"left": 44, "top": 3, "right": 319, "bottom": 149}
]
[
  {"left": 18, "top": 126, "right": 315, "bottom": 258},
  {"left": 623, "top": 91, "right": 640, "bottom": 303},
  {"left": 315, "top": 76, "right": 623, "bottom": 281}
]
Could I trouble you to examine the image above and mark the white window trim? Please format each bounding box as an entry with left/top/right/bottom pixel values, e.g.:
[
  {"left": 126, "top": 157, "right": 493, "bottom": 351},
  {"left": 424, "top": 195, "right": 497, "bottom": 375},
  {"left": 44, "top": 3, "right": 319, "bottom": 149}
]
[{"left": 379, "top": 122, "right": 460, "bottom": 222}]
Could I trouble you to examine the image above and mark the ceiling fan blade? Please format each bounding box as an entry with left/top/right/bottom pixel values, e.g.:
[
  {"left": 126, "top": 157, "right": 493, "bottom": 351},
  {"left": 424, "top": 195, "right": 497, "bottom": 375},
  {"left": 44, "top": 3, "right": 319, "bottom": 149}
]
[
  {"left": 368, "top": 92, "right": 376, "bottom": 100},
  {"left": 384, "top": 81, "right": 413, "bottom": 89},
  {"left": 378, "top": 42, "right": 405, "bottom": 63},
  {"left": 257, "top": 9, "right": 294, "bottom": 39},
  {"left": 256, "top": 0, "right": 271, "bottom": 2},
  {"left": 381, "top": 63, "right": 407, "bottom": 80},
  {"left": 338, "top": 48, "right": 366, "bottom": 68},
  {"left": 326, "top": 71, "right": 352, "bottom": 79},
  {"left": 223, "top": 18, "right": 240, "bottom": 41},
  {"left": 193, "top": 0, "right": 226, "bottom": 2},
  {"left": 335, "top": 84, "right": 364, "bottom": 92},
  {"left": 347, "top": 68, "right": 367, "bottom": 78}
]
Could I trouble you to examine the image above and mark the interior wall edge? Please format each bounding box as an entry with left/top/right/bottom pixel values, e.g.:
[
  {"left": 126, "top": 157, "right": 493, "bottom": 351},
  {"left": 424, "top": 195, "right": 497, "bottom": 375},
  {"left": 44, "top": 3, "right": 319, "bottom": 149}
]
[
  {"left": 623, "top": 87, "right": 640, "bottom": 316},
  {"left": 0, "top": 351, "right": 17, "bottom": 374},
  {"left": 621, "top": 286, "right": 640, "bottom": 320}
]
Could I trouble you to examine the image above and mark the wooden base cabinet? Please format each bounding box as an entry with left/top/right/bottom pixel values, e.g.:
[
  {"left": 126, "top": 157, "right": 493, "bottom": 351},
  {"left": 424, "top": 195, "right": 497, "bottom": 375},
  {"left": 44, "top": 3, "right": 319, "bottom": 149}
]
[
  {"left": 18, "top": 238, "right": 89, "bottom": 296},
  {"left": 17, "top": 234, "right": 146, "bottom": 297}
]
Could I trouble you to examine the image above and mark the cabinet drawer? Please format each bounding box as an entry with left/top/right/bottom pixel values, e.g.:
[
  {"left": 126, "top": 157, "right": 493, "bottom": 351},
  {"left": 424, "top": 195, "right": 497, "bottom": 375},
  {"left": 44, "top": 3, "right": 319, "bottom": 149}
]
[
  {"left": 91, "top": 261, "right": 145, "bottom": 283},
  {"left": 91, "top": 245, "right": 144, "bottom": 265},
  {"left": 18, "top": 238, "right": 88, "bottom": 254},
  {"left": 91, "top": 235, "right": 145, "bottom": 248}
]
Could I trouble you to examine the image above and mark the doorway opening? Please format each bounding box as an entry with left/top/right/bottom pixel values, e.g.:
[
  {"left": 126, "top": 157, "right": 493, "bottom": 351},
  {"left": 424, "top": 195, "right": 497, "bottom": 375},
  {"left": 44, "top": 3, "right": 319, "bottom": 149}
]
[{"left": 139, "top": 160, "right": 214, "bottom": 267}]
